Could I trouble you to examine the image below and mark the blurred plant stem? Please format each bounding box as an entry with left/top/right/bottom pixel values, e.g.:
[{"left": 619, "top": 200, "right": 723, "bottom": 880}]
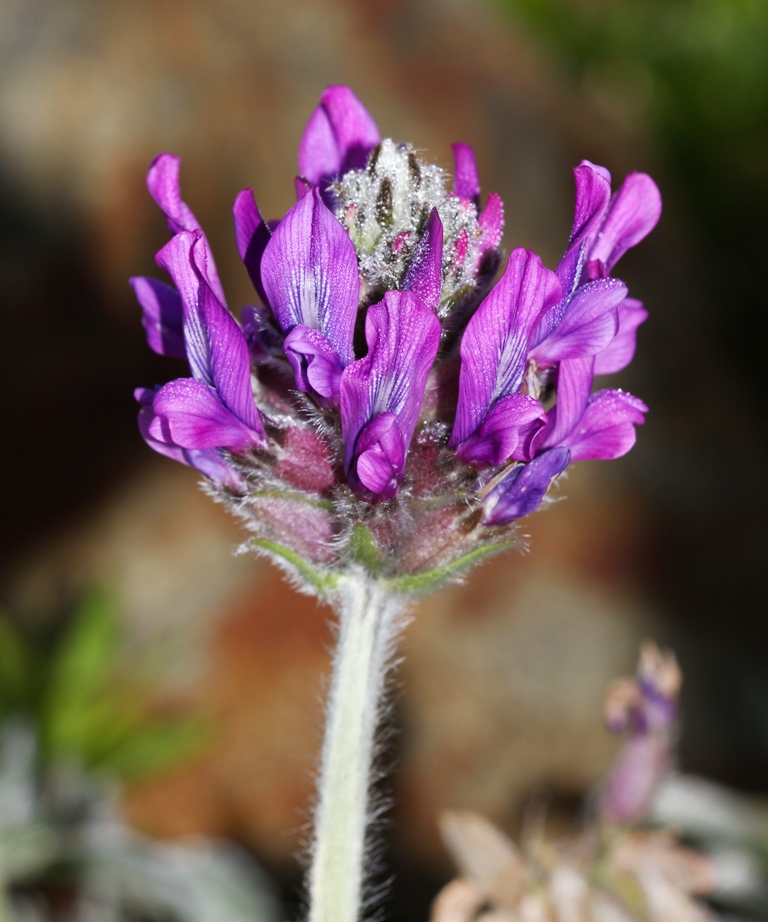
[{"left": 308, "top": 577, "right": 405, "bottom": 922}]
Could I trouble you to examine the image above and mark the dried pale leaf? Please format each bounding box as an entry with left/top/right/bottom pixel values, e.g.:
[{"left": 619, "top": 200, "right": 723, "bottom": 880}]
[
  {"left": 440, "top": 811, "right": 528, "bottom": 907},
  {"left": 548, "top": 867, "right": 590, "bottom": 922},
  {"left": 429, "top": 878, "right": 485, "bottom": 922},
  {"left": 637, "top": 871, "right": 715, "bottom": 922},
  {"left": 611, "top": 832, "right": 715, "bottom": 895},
  {"left": 518, "top": 892, "right": 555, "bottom": 922},
  {"left": 589, "top": 892, "right": 635, "bottom": 922}
]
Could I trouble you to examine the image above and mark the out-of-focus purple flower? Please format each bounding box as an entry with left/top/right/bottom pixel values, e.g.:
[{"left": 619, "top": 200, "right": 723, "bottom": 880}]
[
  {"left": 298, "top": 85, "right": 381, "bottom": 189},
  {"left": 260, "top": 188, "right": 359, "bottom": 404},
  {"left": 603, "top": 643, "right": 682, "bottom": 825},
  {"left": 341, "top": 291, "right": 440, "bottom": 501}
]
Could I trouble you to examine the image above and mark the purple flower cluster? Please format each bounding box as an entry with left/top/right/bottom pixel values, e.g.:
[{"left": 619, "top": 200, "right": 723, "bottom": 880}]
[{"left": 133, "top": 87, "right": 660, "bottom": 586}]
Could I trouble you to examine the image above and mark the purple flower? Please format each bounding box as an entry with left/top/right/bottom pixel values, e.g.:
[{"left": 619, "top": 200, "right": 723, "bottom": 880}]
[
  {"left": 341, "top": 291, "right": 440, "bottom": 501},
  {"left": 133, "top": 86, "right": 659, "bottom": 582},
  {"left": 298, "top": 85, "right": 381, "bottom": 190}
]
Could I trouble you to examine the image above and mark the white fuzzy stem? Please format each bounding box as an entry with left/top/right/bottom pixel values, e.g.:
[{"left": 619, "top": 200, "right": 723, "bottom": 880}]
[{"left": 308, "top": 576, "right": 403, "bottom": 922}]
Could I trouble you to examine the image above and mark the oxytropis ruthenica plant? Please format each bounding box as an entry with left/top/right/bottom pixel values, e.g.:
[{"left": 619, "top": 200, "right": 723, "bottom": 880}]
[{"left": 132, "top": 87, "right": 661, "bottom": 922}]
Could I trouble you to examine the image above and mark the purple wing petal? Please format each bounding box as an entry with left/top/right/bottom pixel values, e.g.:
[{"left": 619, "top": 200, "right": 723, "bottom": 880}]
[
  {"left": 340, "top": 291, "right": 440, "bottom": 499},
  {"left": 298, "top": 85, "right": 381, "bottom": 187},
  {"left": 452, "top": 143, "right": 481, "bottom": 205},
  {"left": 530, "top": 278, "right": 626, "bottom": 366},
  {"left": 450, "top": 248, "right": 562, "bottom": 447},
  {"left": 147, "top": 153, "right": 227, "bottom": 306},
  {"left": 482, "top": 447, "right": 571, "bottom": 526},
  {"left": 588, "top": 172, "right": 662, "bottom": 274},
  {"left": 563, "top": 389, "right": 647, "bottom": 461},
  {"left": 233, "top": 188, "right": 272, "bottom": 304},
  {"left": 149, "top": 378, "right": 264, "bottom": 451},
  {"left": 156, "top": 231, "right": 266, "bottom": 443},
  {"left": 594, "top": 298, "right": 648, "bottom": 376},
  {"left": 260, "top": 188, "right": 359, "bottom": 368},
  {"left": 455, "top": 394, "right": 546, "bottom": 467},
  {"left": 130, "top": 276, "right": 186, "bottom": 359},
  {"left": 353, "top": 412, "right": 405, "bottom": 500},
  {"left": 557, "top": 160, "right": 612, "bottom": 295},
  {"left": 283, "top": 324, "right": 344, "bottom": 403},
  {"left": 539, "top": 355, "right": 595, "bottom": 449},
  {"left": 402, "top": 208, "right": 443, "bottom": 313}
]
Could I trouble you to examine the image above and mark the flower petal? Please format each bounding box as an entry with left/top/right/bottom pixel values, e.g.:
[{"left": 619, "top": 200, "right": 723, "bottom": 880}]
[
  {"left": 130, "top": 276, "right": 186, "bottom": 359},
  {"left": 155, "top": 231, "right": 266, "bottom": 443},
  {"left": 147, "top": 153, "right": 227, "bottom": 305},
  {"left": 353, "top": 412, "right": 405, "bottom": 500},
  {"left": 539, "top": 355, "right": 595, "bottom": 449},
  {"left": 260, "top": 188, "right": 359, "bottom": 369},
  {"left": 594, "top": 298, "right": 648, "bottom": 376},
  {"left": 340, "top": 291, "right": 440, "bottom": 499},
  {"left": 451, "top": 248, "right": 561, "bottom": 447},
  {"left": 150, "top": 378, "right": 264, "bottom": 451},
  {"left": 563, "top": 389, "right": 648, "bottom": 461},
  {"left": 233, "top": 188, "right": 272, "bottom": 304},
  {"left": 482, "top": 447, "right": 571, "bottom": 526},
  {"left": 530, "top": 278, "right": 626, "bottom": 366},
  {"left": 455, "top": 394, "right": 546, "bottom": 467},
  {"left": 451, "top": 143, "right": 481, "bottom": 205},
  {"left": 589, "top": 172, "right": 662, "bottom": 274},
  {"left": 402, "top": 208, "right": 443, "bottom": 313},
  {"left": 477, "top": 192, "right": 504, "bottom": 256},
  {"left": 298, "top": 85, "right": 381, "bottom": 188},
  {"left": 283, "top": 324, "right": 344, "bottom": 403},
  {"left": 557, "top": 160, "right": 612, "bottom": 295}
]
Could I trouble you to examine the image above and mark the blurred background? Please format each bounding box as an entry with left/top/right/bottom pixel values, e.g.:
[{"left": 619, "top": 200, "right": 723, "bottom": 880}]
[{"left": 1, "top": 0, "right": 768, "bottom": 918}]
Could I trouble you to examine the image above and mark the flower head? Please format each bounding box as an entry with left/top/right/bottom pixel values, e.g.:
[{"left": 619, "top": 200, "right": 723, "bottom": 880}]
[{"left": 133, "top": 87, "right": 660, "bottom": 592}]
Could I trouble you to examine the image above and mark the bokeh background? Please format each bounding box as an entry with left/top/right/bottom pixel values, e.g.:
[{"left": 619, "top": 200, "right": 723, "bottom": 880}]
[{"left": 1, "top": 0, "right": 768, "bottom": 918}]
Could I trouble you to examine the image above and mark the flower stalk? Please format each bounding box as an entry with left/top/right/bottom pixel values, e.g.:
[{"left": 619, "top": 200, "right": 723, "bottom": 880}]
[{"left": 309, "top": 576, "right": 405, "bottom": 922}]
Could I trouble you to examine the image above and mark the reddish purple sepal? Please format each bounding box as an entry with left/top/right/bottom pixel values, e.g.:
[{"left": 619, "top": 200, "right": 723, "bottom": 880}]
[
  {"left": 402, "top": 208, "right": 443, "bottom": 313},
  {"left": 341, "top": 291, "right": 440, "bottom": 501},
  {"left": 451, "top": 143, "right": 481, "bottom": 205}
]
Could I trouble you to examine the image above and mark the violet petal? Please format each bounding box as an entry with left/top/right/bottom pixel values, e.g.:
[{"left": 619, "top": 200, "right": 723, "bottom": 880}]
[
  {"left": 539, "top": 355, "right": 596, "bottom": 449},
  {"left": 477, "top": 192, "right": 504, "bottom": 256},
  {"left": 556, "top": 160, "right": 612, "bottom": 295},
  {"left": 150, "top": 378, "right": 265, "bottom": 451},
  {"left": 594, "top": 298, "right": 648, "bottom": 376},
  {"left": 482, "top": 447, "right": 571, "bottom": 526},
  {"left": 451, "top": 143, "right": 481, "bottom": 205},
  {"left": 130, "top": 276, "right": 186, "bottom": 359},
  {"left": 233, "top": 188, "right": 272, "bottom": 304},
  {"left": 455, "top": 394, "right": 546, "bottom": 467},
  {"left": 589, "top": 172, "right": 662, "bottom": 273},
  {"left": 298, "top": 85, "right": 380, "bottom": 188},
  {"left": 530, "top": 277, "right": 626, "bottom": 366},
  {"left": 283, "top": 324, "right": 344, "bottom": 403},
  {"left": 353, "top": 412, "right": 405, "bottom": 500},
  {"left": 563, "top": 388, "right": 648, "bottom": 461},
  {"left": 402, "top": 208, "right": 443, "bottom": 313},
  {"left": 260, "top": 188, "right": 359, "bottom": 369},
  {"left": 340, "top": 291, "right": 440, "bottom": 499},
  {"left": 451, "top": 248, "right": 562, "bottom": 447}
]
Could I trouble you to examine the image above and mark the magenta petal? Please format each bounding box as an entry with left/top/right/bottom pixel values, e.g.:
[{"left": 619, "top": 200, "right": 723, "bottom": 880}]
[
  {"left": 260, "top": 188, "right": 359, "bottom": 369},
  {"left": 298, "top": 85, "right": 381, "bottom": 187},
  {"left": 150, "top": 378, "right": 264, "bottom": 451},
  {"left": 130, "top": 276, "right": 186, "bottom": 359},
  {"left": 455, "top": 394, "right": 546, "bottom": 467},
  {"left": 340, "top": 291, "right": 440, "bottom": 499},
  {"left": 451, "top": 248, "right": 562, "bottom": 447},
  {"left": 482, "top": 447, "right": 571, "bottom": 526},
  {"left": 530, "top": 278, "right": 626, "bottom": 366},
  {"left": 402, "top": 208, "right": 443, "bottom": 313},
  {"left": 451, "top": 143, "right": 481, "bottom": 204},
  {"left": 353, "top": 412, "right": 406, "bottom": 500},
  {"left": 283, "top": 324, "right": 343, "bottom": 403},
  {"left": 589, "top": 172, "right": 662, "bottom": 273},
  {"left": 540, "top": 355, "right": 595, "bottom": 449},
  {"left": 147, "top": 154, "right": 227, "bottom": 306},
  {"left": 557, "top": 160, "right": 612, "bottom": 295},
  {"left": 594, "top": 298, "right": 648, "bottom": 376},
  {"left": 233, "top": 188, "right": 272, "bottom": 304},
  {"left": 477, "top": 192, "right": 504, "bottom": 257},
  {"left": 563, "top": 389, "right": 648, "bottom": 461}
]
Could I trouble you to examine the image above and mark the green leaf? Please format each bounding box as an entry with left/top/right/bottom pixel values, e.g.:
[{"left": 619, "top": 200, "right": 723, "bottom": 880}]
[
  {"left": 100, "top": 715, "right": 208, "bottom": 782},
  {"left": 386, "top": 541, "right": 516, "bottom": 596},
  {"left": 249, "top": 539, "right": 340, "bottom": 597},
  {"left": 0, "top": 614, "right": 31, "bottom": 712}
]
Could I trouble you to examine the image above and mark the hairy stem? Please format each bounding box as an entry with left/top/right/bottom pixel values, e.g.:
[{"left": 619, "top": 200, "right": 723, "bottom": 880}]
[{"left": 308, "top": 576, "right": 404, "bottom": 922}]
